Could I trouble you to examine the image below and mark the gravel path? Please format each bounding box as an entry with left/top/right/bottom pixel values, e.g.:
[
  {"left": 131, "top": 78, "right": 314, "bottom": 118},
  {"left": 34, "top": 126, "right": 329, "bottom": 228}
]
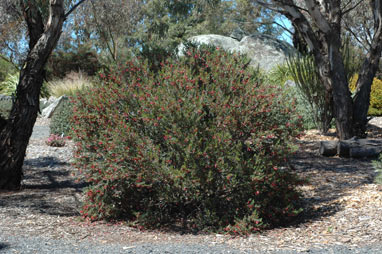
[
  {"left": 2, "top": 235, "right": 382, "bottom": 254},
  {"left": 31, "top": 125, "right": 50, "bottom": 139}
]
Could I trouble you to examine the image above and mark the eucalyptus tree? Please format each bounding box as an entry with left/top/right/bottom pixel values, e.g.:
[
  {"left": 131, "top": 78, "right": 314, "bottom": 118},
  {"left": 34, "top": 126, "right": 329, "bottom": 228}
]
[
  {"left": 69, "top": 0, "right": 144, "bottom": 62},
  {"left": 0, "top": 0, "right": 86, "bottom": 190},
  {"left": 257, "top": 0, "right": 382, "bottom": 139},
  {"left": 0, "top": 1, "right": 26, "bottom": 69}
]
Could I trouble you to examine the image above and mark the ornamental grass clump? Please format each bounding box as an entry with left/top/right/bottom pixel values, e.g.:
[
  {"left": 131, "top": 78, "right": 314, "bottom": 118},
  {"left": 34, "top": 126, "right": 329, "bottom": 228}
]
[{"left": 71, "top": 46, "right": 304, "bottom": 234}]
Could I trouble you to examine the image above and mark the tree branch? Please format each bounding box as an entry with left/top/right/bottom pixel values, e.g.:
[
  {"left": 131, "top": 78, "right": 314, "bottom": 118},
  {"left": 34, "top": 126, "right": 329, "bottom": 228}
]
[
  {"left": 342, "top": 0, "right": 364, "bottom": 15},
  {"left": 304, "top": 0, "right": 331, "bottom": 33},
  {"left": 0, "top": 55, "right": 19, "bottom": 71},
  {"left": 64, "top": 0, "right": 87, "bottom": 19}
]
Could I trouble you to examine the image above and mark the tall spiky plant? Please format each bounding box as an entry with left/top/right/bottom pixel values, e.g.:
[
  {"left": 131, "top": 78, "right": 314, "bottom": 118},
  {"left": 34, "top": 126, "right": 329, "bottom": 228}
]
[{"left": 287, "top": 38, "right": 359, "bottom": 134}]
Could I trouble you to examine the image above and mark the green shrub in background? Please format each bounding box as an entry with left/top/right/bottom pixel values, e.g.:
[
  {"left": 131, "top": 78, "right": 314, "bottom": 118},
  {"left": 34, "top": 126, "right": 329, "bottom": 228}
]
[
  {"left": 72, "top": 46, "right": 304, "bottom": 234},
  {"left": 50, "top": 97, "right": 74, "bottom": 137},
  {"left": 0, "top": 72, "right": 19, "bottom": 96},
  {"left": 46, "top": 44, "right": 102, "bottom": 80},
  {"left": 349, "top": 74, "right": 382, "bottom": 116},
  {"left": 267, "top": 63, "right": 292, "bottom": 86},
  {"left": 266, "top": 64, "right": 317, "bottom": 130},
  {"left": 286, "top": 38, "right": 359, "bottom": 133},
  {"left": 0, "top": 99, "right": 12, "bottom": 119},
  {"left": 0, "top": 57, "right": 18, "bottom": 83},
  {"left": 0, "top": 72, "right": 50, "bottom": 98},
  {"left": 287, "top": 54, "right": 333, "bottom": 134}
]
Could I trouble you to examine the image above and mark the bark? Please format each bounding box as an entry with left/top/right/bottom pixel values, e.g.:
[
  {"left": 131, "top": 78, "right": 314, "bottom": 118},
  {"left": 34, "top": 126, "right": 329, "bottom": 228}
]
[
  {"left": 0, "top": 0, "right": 66, "bottom": 190},
  {"left": 319, "top": 140, "right": 338, "bottom": 156},
  {"left": 273, "top": 0, "right": 354, "bottom": 140},
  {"left": 349, "top": 147, "right": 382, "bottom": 158},
  {"left": 320, "top": 139, "right": 382, "bottom": 157}
]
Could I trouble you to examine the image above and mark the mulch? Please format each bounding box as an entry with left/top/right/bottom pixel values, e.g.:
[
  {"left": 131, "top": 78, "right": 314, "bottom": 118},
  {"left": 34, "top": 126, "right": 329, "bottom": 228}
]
[{"left": 1, "top": 119, "right": 382, "bottom": 252}]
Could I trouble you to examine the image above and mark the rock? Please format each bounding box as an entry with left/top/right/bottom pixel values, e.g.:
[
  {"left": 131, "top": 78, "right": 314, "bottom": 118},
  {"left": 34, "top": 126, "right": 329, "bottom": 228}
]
[
  {"left": 179, "top": 33, "right": 296, "bottom": 72},
  {"left": 178, "top": 34, "right": 240, "bottom": 55},
  {"left": 41, "top": 96, "right": 68, "bottom": 118}
]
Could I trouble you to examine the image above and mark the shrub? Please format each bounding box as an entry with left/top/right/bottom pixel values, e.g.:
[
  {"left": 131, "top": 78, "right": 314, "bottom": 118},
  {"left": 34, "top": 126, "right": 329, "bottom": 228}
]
[
  {"left": 0, "top": 72, "right": 19, "bottom": 96},
  {"left": 267, "top": 63, "right": 292, "bottom": 86},
  {"left": 47, "top": 71, "right": 93, "bottom": 97},
  {"left": 349, "top": 74, "right": 382, "bottom": 116},
  {"left": 373, "top": 154, "right": 382, "bottom": 185},
  {"left": 286, "top": 39, "right": 359, "bottom": 133},
  {"left": 287, "top": 54, "right": 333, "bottom": 134},
  {"left": 0, "top": 57, "right": 18, "bottom": 83},
  {"left": 72, "top": 46, "right": 304, "bottom": 234},
  {"left": 46, "top": 44, "right": 102, "bottom": 80},
  {"left": 50, "top": 98, "right": 74, "bottom": 137},
  {"left": 45, "top": 134, "right": 67, "bottom": 147}
]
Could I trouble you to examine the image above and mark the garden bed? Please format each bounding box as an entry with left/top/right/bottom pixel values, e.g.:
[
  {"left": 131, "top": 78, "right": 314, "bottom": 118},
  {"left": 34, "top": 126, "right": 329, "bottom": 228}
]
[{"left": 0, "top": 118, "right": 382, "bottom": 252}]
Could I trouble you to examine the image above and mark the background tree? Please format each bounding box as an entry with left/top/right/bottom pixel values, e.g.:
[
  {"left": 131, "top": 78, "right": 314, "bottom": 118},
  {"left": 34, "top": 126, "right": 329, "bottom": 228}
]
[
  {"left": 0, "top": 0, "right": 85, "bottom": 190},
  {"left": 257, "top": 0, "right": 382, "bottom": 139}
]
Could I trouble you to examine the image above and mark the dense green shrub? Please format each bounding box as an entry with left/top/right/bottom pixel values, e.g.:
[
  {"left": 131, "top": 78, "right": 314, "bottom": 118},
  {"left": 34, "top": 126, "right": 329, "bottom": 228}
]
[
  {"left": 0, "top": 72, "right": 19, "bottom": 96},
  {"left": 46, "top": 44, "right": 102, "bottom": 80},
  {"left": 0, "top": 57, "right": 18, "bottom": 83},
  {"left": 350, "top": 74, "right": 382, "bottom": 116},
  {"left": 50, "top": 98, "right": 73, "bottom": 137},
  {"left": 72, "top": 47, "right": 303, "bottom": 234}
]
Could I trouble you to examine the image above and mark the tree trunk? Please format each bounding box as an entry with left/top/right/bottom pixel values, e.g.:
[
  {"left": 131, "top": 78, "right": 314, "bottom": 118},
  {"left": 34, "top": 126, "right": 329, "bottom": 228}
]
[
  {"left": 352, "top": 0, "right": 382, "bottom": 137},
  {"left": 314, "top": 32, "right": 354, "bottom": 140},
  {"left": 0, "top": 0, "right": 65, "bottom": 190},
  {"left": 320, "top": 139, "right": 382, "bottom": 158}
]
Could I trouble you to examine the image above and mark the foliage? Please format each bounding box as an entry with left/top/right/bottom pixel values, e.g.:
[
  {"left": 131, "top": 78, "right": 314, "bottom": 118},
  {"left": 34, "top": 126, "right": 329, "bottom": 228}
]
[
  {"left": 267, "top": 63, "right": 292, "bottom": 86},
  {"left": 46, "top": 44, "right": 102, "bottom": 80},
  {"left": 349, "top": 74, "right": 382, "bottom": 116},
  {"left": 0, "top": 56, "right": 18, "bottom": 83},
  {"left": 373, "top": 154, "right": 382, "bottom": 185},
  {"left": 0, "top": 72, "right": 19, "bottom": 96},
  {"left": 287, "top": 54, "right": 332, "bottom": 133},
  {"left": 50, "top": 97, "right": 73, "bottom": 137},
  {"left": 46, "top": 71, "right": 93, "bottom": 97},
  {"left": 45, "top": 134, "right": 67, "bottom": 147},
  {"left": 72, "top": 46, "right": 304, "bottom": 234},
  {"left": 0, "top": 99, "right": 12, "bottom": 119},
  {"left": 286, "top": 38, "right": 359, "bottom": 133}
]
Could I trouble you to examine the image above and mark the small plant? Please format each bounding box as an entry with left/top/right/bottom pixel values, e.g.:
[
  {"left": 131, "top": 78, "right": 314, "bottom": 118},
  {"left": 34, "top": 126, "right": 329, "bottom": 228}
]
[
  {"left": 373, "top": 154, "right": 382, "bottom": 185},
  {"left": 287, "top": 54, "right": 333, "bottom": 134},
  {"left": 45, "top": 134, "right": 66, "bottom": 147},
  {"left": 50, "top": 98, "right": 74, "bottom": 137},
  {"left": 267, "top": 63, "right": 292, "bottom": 86}
]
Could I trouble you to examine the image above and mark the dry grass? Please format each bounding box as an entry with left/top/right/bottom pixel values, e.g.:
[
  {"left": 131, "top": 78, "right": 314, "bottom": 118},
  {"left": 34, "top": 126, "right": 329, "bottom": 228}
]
[{"left": 46, "top": 71, "right": 93, "bottom": 97}]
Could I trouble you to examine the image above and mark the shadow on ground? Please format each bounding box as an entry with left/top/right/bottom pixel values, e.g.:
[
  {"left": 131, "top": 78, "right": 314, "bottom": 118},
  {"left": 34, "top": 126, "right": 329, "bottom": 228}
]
[
  {"left": 0, "top": 155, "right": 88, "bottom": 217},
  {"left": 0, "top": 242, "right": 10, "bottom": 251},
  {"left": 287, "top": 130, "right": 379, "bottom": 227}
]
